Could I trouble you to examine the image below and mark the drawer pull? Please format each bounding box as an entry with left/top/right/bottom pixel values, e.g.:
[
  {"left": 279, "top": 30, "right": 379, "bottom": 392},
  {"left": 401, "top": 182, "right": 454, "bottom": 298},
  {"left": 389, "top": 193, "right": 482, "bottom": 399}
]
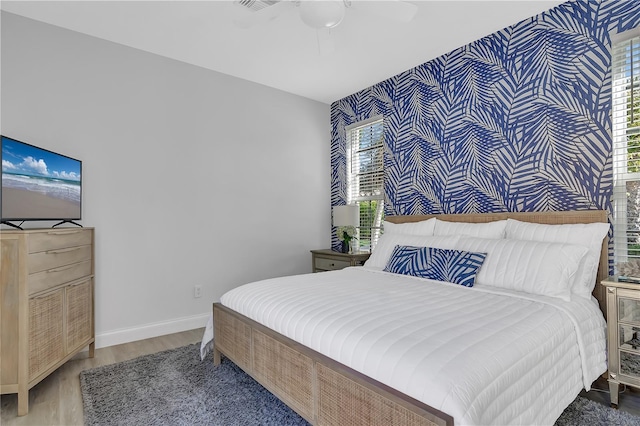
[
  {"left": 47, "top": 247, "right": 82, "bottom": 255},
  {"left": 32, "top": 292, "right": 56, "bottom": 300},
  {"left": 47, "top": 264, "right": 76, "bottom": 273},
  {"left": 47, "top": 230, "right": 82, "bottom": 235}
]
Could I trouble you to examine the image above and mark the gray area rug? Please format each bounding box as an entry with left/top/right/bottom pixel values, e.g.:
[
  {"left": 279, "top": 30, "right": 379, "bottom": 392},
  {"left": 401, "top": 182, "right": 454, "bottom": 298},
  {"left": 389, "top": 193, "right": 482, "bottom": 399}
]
[{"left": 80, "top": 343, "right": 640, "bottom": 426}]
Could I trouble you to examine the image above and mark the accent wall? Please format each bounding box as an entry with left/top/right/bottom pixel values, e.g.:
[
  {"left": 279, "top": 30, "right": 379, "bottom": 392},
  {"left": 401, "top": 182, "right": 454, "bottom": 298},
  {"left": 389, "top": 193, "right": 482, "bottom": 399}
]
[{"left": 331, "top": 0, "right": 640, "bottom": 242}]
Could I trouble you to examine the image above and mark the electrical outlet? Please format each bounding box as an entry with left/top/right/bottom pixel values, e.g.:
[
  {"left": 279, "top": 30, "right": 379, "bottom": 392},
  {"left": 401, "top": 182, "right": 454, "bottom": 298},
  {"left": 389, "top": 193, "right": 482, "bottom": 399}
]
[{"left": 194, "top": 285, "right": 202, "bottom": 298}]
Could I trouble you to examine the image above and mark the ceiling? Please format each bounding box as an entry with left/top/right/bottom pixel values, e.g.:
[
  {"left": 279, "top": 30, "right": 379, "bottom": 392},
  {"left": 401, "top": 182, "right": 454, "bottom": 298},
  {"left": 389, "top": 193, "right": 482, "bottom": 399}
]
[{"left": 1, "top": 0, "right": 566, "bottom": 104}]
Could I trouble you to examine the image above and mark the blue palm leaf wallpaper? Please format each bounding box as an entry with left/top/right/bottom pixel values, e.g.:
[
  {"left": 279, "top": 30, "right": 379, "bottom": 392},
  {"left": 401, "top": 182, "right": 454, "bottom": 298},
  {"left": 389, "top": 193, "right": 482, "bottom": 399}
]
[{"left": 330, "top": 0, "right": 640, "bottom": 252}]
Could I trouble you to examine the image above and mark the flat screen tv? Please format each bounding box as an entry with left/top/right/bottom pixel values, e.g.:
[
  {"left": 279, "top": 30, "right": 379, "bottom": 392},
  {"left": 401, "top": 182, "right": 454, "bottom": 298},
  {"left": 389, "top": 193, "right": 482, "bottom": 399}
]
[{"left": 1, "top": 135, "right": 82, "bottom": 228}]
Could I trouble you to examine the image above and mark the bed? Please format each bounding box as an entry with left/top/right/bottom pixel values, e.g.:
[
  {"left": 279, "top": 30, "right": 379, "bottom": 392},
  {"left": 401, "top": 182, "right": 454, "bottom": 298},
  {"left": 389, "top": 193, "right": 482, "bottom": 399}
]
[{"left": 210, "top": 210, "right": 610, "bottom": 425}]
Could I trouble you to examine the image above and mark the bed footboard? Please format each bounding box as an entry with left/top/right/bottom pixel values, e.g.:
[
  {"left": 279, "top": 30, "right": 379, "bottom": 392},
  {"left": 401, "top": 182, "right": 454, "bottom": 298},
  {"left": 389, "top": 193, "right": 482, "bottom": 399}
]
[{"left": 213, "top": 303, "right": 453, "bottom": 426}]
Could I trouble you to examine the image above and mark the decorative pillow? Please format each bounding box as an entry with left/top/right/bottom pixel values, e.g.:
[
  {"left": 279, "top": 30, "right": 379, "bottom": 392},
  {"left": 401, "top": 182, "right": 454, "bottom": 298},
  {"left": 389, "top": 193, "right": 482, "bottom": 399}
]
[
  {"left": 504, "top": 219, "right": 609, "bottom": 300},
  {"left": 383, "top": 218, "right": 436, "bottom": 236},
  {"left": 383, "top": 245, "right": 487, "bottom": 287},
  {"left": 364, "top": 233, "right": 460, "bottom": 270},
  {"left": 433, "top": 219, "right": 507, "bottom": 239},
  {"left": 454, "top": 237, "right": 590, "bottom": 301}
]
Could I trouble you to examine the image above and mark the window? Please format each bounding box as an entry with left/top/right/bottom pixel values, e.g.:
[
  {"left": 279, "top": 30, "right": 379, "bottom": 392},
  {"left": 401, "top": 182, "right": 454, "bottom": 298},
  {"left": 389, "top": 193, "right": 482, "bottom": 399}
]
[
  {"left": 613, "top": 31, "right": 640, "bottom": 266},
  {"left": 345, "top": 116, "right": 384, "bottom": 252}
]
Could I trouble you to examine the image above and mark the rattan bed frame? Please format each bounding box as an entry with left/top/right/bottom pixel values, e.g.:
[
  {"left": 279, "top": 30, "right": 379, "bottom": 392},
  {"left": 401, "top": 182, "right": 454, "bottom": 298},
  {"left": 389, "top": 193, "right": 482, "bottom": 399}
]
[{"left": 212, "top": 210, "right": 609, "bottom": 426}]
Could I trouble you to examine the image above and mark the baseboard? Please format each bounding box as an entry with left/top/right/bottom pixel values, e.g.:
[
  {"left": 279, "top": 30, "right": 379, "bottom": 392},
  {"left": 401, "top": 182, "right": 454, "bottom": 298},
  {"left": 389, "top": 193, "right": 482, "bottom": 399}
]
[{"left": 95, "top": 312, "right": 210, "bottom": 349}]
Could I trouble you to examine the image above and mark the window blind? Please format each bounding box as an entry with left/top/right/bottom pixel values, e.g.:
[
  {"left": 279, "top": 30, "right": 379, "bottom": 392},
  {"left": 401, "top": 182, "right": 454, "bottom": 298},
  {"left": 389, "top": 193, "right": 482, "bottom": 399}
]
[
  {"left": 345, "top": 116, "right": 384, "bottom": 252},
  {"left": 613, "top": 33, "right": 640, "bottom": 267}
]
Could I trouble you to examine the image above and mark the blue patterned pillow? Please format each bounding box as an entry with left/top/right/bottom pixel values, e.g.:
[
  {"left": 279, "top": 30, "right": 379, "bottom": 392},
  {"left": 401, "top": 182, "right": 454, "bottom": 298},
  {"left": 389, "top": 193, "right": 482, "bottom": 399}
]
[{"left": 383, "top": 245, "right": 487, "bottom": 287}]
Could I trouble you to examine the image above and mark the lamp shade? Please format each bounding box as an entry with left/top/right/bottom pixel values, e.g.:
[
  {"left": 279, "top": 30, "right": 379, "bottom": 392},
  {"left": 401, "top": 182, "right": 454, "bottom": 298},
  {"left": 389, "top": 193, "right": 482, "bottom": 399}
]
[{"left": 333, "top": 205, "right": 359, "bottom": 227}]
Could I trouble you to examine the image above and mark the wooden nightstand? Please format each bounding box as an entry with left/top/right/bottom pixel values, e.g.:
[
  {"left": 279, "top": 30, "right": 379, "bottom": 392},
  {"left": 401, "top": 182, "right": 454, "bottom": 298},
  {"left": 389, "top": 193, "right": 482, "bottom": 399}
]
[
  {"left": 310, "top": 249, "right": 371, "bottom": 273},
  {"left": 602, "top": 275, "right": 640, "bottom": 407}
]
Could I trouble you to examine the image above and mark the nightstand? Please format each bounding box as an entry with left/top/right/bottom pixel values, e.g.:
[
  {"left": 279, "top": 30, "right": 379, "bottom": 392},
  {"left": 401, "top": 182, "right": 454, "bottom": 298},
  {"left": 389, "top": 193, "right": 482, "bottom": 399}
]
[
  {"left": 310, "top": 249, "right": 371, "bottom": 273},
  {"left": 602, "top": 275, "right": 640, "bottom": 407}
]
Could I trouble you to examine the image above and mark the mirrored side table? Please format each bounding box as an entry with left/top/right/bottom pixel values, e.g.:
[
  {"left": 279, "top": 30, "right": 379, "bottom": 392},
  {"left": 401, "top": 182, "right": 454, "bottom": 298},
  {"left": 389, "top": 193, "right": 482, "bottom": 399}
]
[{"left": 603, "top": 275, "right": 640, "bottom": 408}]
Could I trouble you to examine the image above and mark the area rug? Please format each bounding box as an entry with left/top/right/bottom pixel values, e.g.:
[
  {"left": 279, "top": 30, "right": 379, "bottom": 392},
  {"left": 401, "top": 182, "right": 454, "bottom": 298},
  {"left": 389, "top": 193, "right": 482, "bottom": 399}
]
[{"left": 80, "top": 343, "right": 640, "bottom": 426}]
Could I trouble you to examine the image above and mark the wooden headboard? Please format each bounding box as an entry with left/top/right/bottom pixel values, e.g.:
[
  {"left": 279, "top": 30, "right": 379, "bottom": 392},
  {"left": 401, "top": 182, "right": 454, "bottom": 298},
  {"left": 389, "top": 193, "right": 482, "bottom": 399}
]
[{"left": 386, "top": 210, "right": 609, "bottom": 316}]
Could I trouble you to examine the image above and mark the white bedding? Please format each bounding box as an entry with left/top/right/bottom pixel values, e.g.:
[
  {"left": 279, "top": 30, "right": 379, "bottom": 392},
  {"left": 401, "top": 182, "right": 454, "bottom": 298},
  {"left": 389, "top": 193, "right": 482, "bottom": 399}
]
[{"left": 213, "top": 266, "right": 607, "bottom": 426}]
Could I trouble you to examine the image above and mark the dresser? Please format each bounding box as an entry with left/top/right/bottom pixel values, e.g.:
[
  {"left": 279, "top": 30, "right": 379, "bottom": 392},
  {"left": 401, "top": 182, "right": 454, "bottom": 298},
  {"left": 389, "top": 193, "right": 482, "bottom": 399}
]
[
  {"left": 602, "top": 275, "right": 640, "bottom": 408},
  {"left": 0, "top": 228, "right": 95, "bottom": 416},
  {"left": 310, "top": 249, "right": 370, "bottom": 272}
]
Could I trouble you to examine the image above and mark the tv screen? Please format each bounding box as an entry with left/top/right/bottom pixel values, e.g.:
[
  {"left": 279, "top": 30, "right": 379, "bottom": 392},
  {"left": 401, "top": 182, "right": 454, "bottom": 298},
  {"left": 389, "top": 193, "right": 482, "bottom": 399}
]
[{"left": 1, "top": 135, "right": 82, "bottom": 222}]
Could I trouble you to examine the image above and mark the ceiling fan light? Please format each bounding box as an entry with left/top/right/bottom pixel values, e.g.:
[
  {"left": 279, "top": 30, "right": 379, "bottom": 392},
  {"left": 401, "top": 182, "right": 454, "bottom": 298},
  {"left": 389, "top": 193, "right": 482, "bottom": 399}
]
[{"left": 299, "top": 0, "right": 345, "bottom": 29}]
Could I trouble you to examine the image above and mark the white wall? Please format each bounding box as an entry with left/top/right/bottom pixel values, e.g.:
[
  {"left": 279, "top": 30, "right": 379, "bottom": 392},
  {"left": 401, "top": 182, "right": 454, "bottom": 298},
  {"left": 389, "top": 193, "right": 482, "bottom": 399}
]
[{"left": 1, "top": 12, "right": 331, "bottom": 347}]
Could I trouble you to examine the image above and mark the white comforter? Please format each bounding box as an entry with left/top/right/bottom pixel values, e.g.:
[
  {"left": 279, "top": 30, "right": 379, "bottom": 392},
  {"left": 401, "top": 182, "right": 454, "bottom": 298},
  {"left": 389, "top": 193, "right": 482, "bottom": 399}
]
[{"left": 217, "top": 267, "right": 607, "bottom": 426}]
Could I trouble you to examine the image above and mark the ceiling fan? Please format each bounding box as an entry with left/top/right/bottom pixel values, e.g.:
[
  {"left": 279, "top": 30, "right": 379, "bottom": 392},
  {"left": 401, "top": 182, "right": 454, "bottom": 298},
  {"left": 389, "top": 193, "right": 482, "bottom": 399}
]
[{"left": 232, "top": 0, "right": 419, "bottom": 54}]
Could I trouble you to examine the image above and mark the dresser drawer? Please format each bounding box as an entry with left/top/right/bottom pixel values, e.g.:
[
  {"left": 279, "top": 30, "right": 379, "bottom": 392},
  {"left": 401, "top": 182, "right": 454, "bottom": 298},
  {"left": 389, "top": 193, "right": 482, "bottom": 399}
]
[
  {"left": 27, "top": 230, "right": 92, "bottom": 254},
  {"left": 314, "top": 257, "right": 351, "bottom": 271},
  {"left": 29, "top": 260, "right": 93, "bottom": 295},
  {"left": 28, "top": 244, "right": 92, "bottom": 274}
]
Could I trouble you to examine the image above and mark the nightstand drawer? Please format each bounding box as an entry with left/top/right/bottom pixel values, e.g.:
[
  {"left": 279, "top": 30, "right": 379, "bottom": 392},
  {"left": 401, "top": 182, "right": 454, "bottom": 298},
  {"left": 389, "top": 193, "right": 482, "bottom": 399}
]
[
  {"left": 619, "top": 295, "right": 640, "bottom": 324},
  {"left": 310, "top": 249, "right": 370, "bottom": 273},
  {"left": 620, "top": 350, "right": 640, "bottom": 378},
  {"left": 315, "top": 257, "right": 351, "bottom": 271},
  {"left": 619, "top": 324, "right": 640, "bottom": 351}
]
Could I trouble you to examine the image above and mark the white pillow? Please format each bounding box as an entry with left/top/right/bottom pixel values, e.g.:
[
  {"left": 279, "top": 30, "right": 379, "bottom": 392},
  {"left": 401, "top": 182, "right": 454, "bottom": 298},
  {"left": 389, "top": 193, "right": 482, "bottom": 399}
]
[
  {"left": 383, "top": 218, "right": 436, "bottom": 236},
  {"left": 365, "top": 233, "right": 460, "bottom": 270},
  {"left": 454, "top": 237, "right": 589, "bottom": 301},
  {"left": 504, "top": 219, "right": 609, "bottom": 299},
  {"left": 433, "top": 219, "right": 507, "bottom": 239}
]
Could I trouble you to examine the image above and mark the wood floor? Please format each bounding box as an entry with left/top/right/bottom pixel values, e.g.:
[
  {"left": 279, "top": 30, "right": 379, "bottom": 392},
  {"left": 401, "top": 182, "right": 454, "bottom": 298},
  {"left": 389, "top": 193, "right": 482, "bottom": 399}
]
[
  {"left": 581, "top": 375, "right": 640, "bottom": 417},
  {"left": 0, "top": 328, "right": 204, "bottom": 426},
  {"left": 2, "top": 326, "right": 640, "bottom": 425}
]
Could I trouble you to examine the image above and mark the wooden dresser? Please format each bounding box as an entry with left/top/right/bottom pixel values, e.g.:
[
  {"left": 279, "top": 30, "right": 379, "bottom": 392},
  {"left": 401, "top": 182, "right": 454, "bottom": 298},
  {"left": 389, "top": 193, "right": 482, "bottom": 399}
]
[{"left": 0, "top": 227, "right": 95, "bottom": 416}]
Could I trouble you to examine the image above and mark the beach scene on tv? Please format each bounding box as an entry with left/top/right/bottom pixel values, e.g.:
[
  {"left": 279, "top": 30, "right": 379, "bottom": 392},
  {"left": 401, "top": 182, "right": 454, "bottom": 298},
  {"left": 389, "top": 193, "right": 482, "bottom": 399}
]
[{"left": 1, "top": 137, "right": 81, "bottom": 220}]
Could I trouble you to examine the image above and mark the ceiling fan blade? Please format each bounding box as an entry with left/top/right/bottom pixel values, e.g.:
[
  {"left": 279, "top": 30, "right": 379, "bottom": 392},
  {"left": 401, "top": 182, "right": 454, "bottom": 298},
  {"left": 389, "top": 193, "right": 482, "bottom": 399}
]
[
  {"left": 360, "top": 0, "right": 418, "bottom": 23},
  {"left": 232, "top": 1, "right": 296, "bottom": 29}
]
